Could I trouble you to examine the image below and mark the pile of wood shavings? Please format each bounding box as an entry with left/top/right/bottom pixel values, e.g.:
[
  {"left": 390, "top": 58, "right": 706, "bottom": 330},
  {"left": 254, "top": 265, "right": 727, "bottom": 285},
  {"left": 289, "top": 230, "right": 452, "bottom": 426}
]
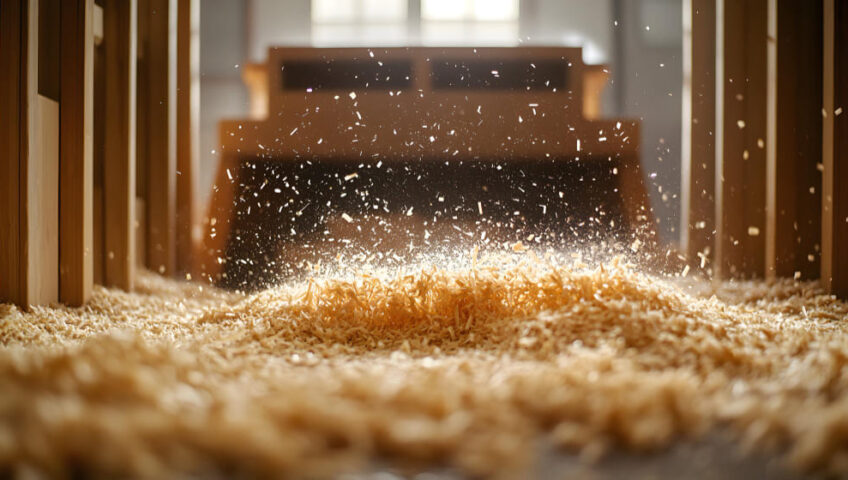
[{"left": 1, "top": 256, "right": 848, "bottom": 478}]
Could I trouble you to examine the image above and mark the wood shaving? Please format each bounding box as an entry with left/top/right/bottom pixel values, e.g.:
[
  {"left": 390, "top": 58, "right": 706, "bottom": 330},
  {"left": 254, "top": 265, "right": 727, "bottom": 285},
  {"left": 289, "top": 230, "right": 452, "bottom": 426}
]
[{"left": 1, "top": 256, "right": 848, "bottom": 477}]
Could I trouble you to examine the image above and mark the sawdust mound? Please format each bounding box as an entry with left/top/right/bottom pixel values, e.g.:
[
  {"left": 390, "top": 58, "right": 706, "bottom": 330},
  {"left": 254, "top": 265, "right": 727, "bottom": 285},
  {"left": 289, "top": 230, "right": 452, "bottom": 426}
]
[{"left": 1, "top": 256, "right": 848, "bottom": 477}]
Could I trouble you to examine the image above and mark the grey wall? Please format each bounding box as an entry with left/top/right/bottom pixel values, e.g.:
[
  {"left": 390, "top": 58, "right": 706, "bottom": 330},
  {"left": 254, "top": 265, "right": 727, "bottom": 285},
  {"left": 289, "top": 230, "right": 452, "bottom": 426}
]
[
  {"left": 199, "top": 0, "right": 249, "bottom": 209},
  {"left": 612, "top": 0, "right": 683, "bottom": 244}
]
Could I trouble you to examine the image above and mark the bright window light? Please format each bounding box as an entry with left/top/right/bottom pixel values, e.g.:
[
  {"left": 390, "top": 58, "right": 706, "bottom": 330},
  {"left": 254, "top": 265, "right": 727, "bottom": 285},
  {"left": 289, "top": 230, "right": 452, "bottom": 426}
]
[
  {"left": 472, "top": 0, "right": 518, "bottom": 21},
  {"left": 312, "top": 0, "right": 357, "bottom": 22},
  {"left": 312, "top": 0, "right": 407, "bottom": 23},
  {"left": 363, "top": 0, "right": 407, "bottom": 21},
  {"left": 422, "top": 0, "right": 518, "bottom": 21}
]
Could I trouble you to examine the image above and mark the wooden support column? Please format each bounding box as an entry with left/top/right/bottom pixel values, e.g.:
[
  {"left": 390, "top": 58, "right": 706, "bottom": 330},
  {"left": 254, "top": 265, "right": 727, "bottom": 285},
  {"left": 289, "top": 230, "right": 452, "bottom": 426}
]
[
  {"left": 176, "top": 0, "right": 199, "bottom": 277},
  {"left": 59, "top": 0, "right": 95, "bottom": 306},
  {"left": 764, "top": 0, "right": 823, "bottom": 279},
  {"left": 0, "top": 0, "right": 25, "bottom": 306},
  {"left": 683, "top": 0, "right": 717, "bottom": 274},
  {"left": 141, "top": 0, "right": 177, "bottom": 276},
  {"left": 715, "top": 0, "right": 769, "bottom": 278},
  {"left": 102, "top": 0, "right": 137, "bottom": 290},
  {"left": 822, "top": 0, "right": 848, "bottom": 298}
]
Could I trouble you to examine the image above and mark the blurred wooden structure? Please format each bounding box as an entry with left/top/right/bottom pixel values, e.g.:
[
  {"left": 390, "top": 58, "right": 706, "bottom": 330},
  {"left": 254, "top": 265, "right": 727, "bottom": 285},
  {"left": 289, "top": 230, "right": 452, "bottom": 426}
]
[
  {"left": 199, "top": 47, "right": 653, "bottom": 286},
  {"left": 683, "top": 0, "right": 848, "bottom": 298},
  {"left": 0, "top": 0, "right": 199, "bottom": 308}
]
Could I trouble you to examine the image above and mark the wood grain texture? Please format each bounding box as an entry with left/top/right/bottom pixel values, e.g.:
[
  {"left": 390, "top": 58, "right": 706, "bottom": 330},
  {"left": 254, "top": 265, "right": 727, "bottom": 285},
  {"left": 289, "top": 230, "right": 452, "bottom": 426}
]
[
  {"left": 0, "top": 0, "right": 24, "bottom": 306},
  {"left": 821, "top": 0, "right": 848, "bottom": 298},
  {"left": 59, "top": 0, "right": 94, "bottom": 306},
  {"left": 102, "top": 0, "right": 137, "bottom": 290},
  {"left": 26, "top": 95, "right": 60, "bottom": 305},
  {"left": 175, "top": 0, "right": 198, "bottom": 277},
  {"left": 766, "top": 0, "right": 823, "bottom": 279},
  {"left": 715, "top": 0, "right": 768, "bottom": 279},
  {"left": 141, "top": 0, "right": 176, "bottom": 276},
  {"left": 683, "top": 0, "right": 717, "bottom": 272}
]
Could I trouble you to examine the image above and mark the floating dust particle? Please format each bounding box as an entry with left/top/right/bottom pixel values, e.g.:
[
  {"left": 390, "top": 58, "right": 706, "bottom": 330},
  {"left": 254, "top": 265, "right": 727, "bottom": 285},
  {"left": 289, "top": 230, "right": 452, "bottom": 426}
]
[{"left": 2, "top": 260, "right": 848, "bottom": 478}]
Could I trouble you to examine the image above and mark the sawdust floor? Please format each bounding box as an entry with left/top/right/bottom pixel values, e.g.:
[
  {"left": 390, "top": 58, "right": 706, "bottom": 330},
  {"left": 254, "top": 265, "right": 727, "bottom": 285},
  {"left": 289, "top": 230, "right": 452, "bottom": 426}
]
[{"left": 1, "top": 255, "right": 848, "bottom": 478}]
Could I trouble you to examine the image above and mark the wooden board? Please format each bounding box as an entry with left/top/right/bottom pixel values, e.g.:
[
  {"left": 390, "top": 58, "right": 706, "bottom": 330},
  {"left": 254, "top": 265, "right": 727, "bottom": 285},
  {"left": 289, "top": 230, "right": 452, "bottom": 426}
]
[
  {"left": 102, "top": 0, "right": 137, "bottom": 290},
  {"left": 765, "top": 0, "right": 823, "bottom": 279},
  {"left": 26, "top": 95, "right": 60, "bottom": 304},
  {"left": 0, "top": 0, "right": 24, "bottom": 306},
  {"left": 821, "top": 0, "right": 848, "bottom": 298},
  {"left": 141, "top": 0, "right": 176, "bottom": 276},
  {"left": 59, "top": 0, "right": 94, "bottom": 306},
  {"left": 715, "top": 0, "right": 768, "bottom": 279},
  {"left": 176, "top": 0, "right": 198, "bottom": 277},
  {"left": 683, "top": 0, "right": 717, "bottom": 273}
]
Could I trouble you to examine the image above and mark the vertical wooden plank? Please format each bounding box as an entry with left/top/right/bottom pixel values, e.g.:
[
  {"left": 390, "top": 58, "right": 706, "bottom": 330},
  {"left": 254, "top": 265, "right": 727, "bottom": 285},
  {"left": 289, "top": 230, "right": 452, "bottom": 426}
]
[
  {"left": 28, "top": 0, "right": 61, "bottom": 306},
  {"left": 822, "top": 0, "right": 848, "bottom": 298},
  {"left": 142, "top": 0, "right": 177, "bottom": 276},
  {"left": 102, "top": 0, "right": 137, "bottom": 290},
  {"left": 176, "top": 0, "right": 198, "bottom": 277},
  {"left": 715, "top": 0, "right": 769, "bottom": 278},
  {"left": 136, "top": 0, "right": 148, "bottom": 268},
  {"left": 59, "top": 0, "right": 94, "bottom": 306},
  {"left": 0, "top": 0, "right": 24, "bottom": 306},
  {"left": 765, "top": 0, "right": 823, "bottom": 279},
  {"left": 683, "top": 0, "right": 717, "bottom": 273},
  {"left": 103, "top": 0, "right": 138, "bottom": 289}
]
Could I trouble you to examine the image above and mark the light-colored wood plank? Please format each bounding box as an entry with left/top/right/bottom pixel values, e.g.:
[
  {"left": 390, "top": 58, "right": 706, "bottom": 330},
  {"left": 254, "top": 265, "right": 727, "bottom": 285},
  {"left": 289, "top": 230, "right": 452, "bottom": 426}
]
[
  {"left": 26, "top": 95, "right": 60, "bottom": 304},
  {"left": 59, "top": 0, "right": 94, "bottom": 306},
  {"left": 715, "top": 0, "right": 768, "bottom": 279},
  {"left": 22, "top": 0, "right": 60, "bottom": 306},
  {"left": 765, "top": 0, "right": 823, "bottom": 279},
  {"left": 683, "top": 0, "right": 717, "bottom": 274},
  {"left": 821, "top": 0, "right": 848, "bottom": 298},
  {"left": 176, "top": 0, "right": 198, "bottom": 277},
  {"left": 141, "top": 0, "right": 177, "bottom": 276},
  {"left": 103, "top": 0, "right": 137, "bottom": 290},
  {"left": 0, "top": 0, "right": 24, "bottom": 306}
]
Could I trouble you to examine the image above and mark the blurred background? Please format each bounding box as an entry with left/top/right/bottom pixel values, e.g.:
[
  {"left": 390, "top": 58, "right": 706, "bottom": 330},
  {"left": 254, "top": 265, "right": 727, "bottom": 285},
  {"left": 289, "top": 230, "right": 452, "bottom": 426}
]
[{"left": 199, "top": 0, "right": 683, "bottom": 245}]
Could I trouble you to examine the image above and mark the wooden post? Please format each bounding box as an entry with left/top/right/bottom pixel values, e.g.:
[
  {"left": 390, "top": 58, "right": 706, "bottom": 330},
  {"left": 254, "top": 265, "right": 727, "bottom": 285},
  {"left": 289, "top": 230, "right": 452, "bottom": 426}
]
[
  {"left": 683, "top": 0, "right": 717, "bottom": 274},
  {"left": 176, "top": 0, "right": 198, "bottom": 277},
  {"left": 821, "top": 0, "right": 848, "bottom": 298},
  {"left": 764, "top": 0, "right": 823, "bottom": 280},
  {"left": 102, "top": 0, "right": 138, "bottom": 290},
  {"left": 59, "top": 0, "right": 95, "bottom": 306},
  {"left": 141, "top": 0, "right": 177, "bottom": 276},
  {"left": 715, "top": 0, "right": 769, "bottom": 278},
  {"left": 0, "top": 0, "right": 25, "bottom": 306}
]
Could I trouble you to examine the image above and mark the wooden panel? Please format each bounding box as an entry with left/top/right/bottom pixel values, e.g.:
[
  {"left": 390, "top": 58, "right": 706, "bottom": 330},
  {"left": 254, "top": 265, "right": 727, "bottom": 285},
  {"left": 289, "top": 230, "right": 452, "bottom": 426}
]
[
  {"left": 0, "top": 0, "right": 24, "bottom": 306},
  {"left": 765, "top": 0, "right": 823, "bottom": 279},
  {"left": 822, "top": 0, "right": 848, "bottom": 298},
  {"left": 142, "top": 0, "right": 176, "bottom": 276},
  {"left": 22, "top": 0, "right": 60, "bottom": 306},
  {"left": 176, "top": 0, "right": 198, "bottom": 277},
  {"left": 25, "top": 95, "right": 60, "bottom": 304},
  {"left": 59, "top": 0, "right": 94, "bottom": 306},
  {"left": 102, "top": 0, "right": 137, "bottom": 290},
  {"left": 683, "top": 0, "right": 717, "bottom": 273},
  {"left": 715, "top": 0, "right": 768, "bottom": 278}
]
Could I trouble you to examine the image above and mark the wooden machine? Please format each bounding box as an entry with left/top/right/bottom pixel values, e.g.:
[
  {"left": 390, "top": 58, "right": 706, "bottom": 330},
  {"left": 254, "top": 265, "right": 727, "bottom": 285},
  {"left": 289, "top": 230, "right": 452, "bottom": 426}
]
[{"left": 199, "top": 47, "right": 655, "bottom": 288}]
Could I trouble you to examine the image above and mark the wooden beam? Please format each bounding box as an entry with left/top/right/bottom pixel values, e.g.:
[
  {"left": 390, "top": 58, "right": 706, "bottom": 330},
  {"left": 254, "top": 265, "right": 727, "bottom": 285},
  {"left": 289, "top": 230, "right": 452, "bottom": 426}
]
[
  {"left": 141, "top": 0, "right": 177, "bottom": 276},
  {"left": 764, "top": 0, "right": 823, "bottom": 279},
  {"left": 683, "top": 0, "right": 717, "bottom": 274},
  {"left": 822, "top": 0, "right": 848, "bottom": 298},
  {"left": 102, "top": 0, "right": 137, "bottom": 290},
  {"left": 715, "top": 0, "right": 769, "bottom": 278},
  {"left": 176, "top": 0, "right": 198, "bottom": 277},
  {"left": 26, "top": 0, "right": 61, "bottom": 306},
  {"left": 59, "top": 0, "right": 94, "bottom": 305},
  {"left": 0, "top": 0, "right": 24, "bottom": 306}
]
